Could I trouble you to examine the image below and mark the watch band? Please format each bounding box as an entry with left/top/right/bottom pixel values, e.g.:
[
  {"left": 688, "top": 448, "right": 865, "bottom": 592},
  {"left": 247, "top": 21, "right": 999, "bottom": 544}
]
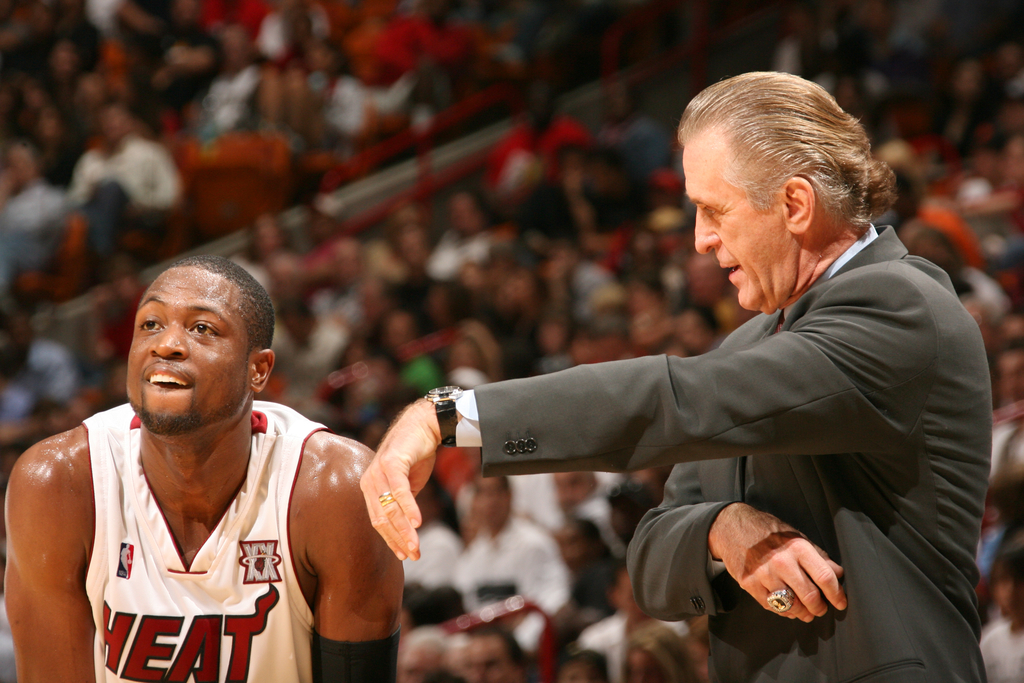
[
  {"left": 426, "top": 386, "right": 463, "bottom": 447},
  {"left": 436, "top": 399, "right": 458, "bottom": 446}
]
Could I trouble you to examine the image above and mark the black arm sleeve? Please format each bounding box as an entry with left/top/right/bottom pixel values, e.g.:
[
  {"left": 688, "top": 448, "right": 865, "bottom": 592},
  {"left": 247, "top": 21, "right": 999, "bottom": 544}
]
[{"left": 311, "top": 629, "right": 400, "bottom": 683}]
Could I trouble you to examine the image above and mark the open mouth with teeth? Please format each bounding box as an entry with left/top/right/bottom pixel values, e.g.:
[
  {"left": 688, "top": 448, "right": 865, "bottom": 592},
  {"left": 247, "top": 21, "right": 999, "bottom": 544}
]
[
  {"left": 727, "top": 266, "right": 739, "bottom": 274},
  {"left": 148, "top": 373, "right": 190, "bottom": 388}
]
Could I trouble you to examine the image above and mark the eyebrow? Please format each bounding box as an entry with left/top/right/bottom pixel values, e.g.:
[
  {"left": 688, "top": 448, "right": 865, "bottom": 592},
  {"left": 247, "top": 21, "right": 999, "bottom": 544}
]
[{"left": 137, "top": 295, "right": 227, "bottom": 319}]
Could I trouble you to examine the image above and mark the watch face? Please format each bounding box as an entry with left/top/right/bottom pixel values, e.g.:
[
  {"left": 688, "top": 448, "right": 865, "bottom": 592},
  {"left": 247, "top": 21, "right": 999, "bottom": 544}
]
[{"left": 428, "top": 386, "right": 463, "bottom": 401}]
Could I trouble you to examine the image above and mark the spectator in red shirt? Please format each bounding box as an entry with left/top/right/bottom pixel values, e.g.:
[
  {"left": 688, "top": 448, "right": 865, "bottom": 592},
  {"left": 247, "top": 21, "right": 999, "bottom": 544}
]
[
  {"left": 200, "top": 0, "right": 269, "bottom": 38},
  {"left": 486, "top": 82, "right": 592, "bottom": 207},
  {"left": 373, "top": 0, "right": 473, "bottom": 89}
]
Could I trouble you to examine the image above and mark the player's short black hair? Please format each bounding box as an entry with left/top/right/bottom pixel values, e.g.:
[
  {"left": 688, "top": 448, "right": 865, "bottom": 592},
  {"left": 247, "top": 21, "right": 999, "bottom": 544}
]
[{"left": 164, "top": 255, "right": 275, "bottom": 352}]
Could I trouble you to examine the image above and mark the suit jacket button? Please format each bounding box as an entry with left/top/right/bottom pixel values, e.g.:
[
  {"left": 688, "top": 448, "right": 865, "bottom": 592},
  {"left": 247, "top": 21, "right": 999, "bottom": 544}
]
[
  {"left": 515, "top": 438, "right": 528, "bottom": 453},
  {"left": 503, "top": 440, "right": 518, "bottom": 455},
  {"left": 524, "top": 438, "right": 537, "bottom": 453},
  {"left": 690, "top": 596, "right": 705, "bottom": 614}
]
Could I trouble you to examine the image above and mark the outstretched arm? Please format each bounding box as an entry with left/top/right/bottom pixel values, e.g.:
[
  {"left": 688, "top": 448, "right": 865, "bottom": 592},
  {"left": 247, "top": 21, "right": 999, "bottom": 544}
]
[
  {"left": 293, "top": 432, "right": 404, "bottom": 645},
  {"left": 359, "top": 399, "right": 441, "bottom": 560},
  {"left": 5, "top": 428, "right": 96, "bottom": 682}
]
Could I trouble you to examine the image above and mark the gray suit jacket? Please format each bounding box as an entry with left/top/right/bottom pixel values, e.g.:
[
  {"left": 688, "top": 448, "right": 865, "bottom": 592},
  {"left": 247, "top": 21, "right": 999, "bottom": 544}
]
[{"left": 476, "top": 229, "right": 991, "bottom": 683}]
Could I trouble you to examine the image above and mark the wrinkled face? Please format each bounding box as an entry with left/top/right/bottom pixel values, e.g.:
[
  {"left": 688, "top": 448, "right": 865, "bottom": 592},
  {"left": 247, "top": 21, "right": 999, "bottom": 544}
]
[
  {"left": 685, "top": 130, "right": 799, "bottom": 314},
  {"left": 128, "top": 267, "right": 253, "bottom": 436}
]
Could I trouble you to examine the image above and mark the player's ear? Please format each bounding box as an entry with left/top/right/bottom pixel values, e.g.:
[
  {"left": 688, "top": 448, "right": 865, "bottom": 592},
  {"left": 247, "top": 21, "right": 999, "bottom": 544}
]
[{"left": 249, "top": 349, "right": 275, "bottom": 393}]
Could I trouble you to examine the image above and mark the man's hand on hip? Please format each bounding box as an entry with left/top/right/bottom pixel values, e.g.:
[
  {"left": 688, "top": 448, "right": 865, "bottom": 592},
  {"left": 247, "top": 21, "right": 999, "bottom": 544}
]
[
  {"left": 708, "top": 502, "right": 847, "bottom": 622},
  {"left": 359, "top": 399, "right": 442, "bottom": 561}
]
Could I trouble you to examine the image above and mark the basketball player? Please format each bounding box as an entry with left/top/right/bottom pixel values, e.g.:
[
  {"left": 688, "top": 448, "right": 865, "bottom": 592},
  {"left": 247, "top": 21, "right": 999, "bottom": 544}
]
[{"left": 4, "top": 256, "right": 403, "bottom": 682}]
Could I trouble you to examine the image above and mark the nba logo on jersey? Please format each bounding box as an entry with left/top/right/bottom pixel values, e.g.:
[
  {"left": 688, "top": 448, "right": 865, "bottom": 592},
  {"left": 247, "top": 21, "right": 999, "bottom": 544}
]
[
  {"left": 117, "top": 542, "right": 134, "bottom": 579},
  {"left": 239, "top": 540, "right": 283, "bottom": 584}
]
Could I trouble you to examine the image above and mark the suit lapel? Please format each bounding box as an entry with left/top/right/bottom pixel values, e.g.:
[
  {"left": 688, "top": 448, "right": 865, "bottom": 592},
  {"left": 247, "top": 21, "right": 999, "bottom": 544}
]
[{"left": 698, "top": 230, "right": 909, "bottom": 503}]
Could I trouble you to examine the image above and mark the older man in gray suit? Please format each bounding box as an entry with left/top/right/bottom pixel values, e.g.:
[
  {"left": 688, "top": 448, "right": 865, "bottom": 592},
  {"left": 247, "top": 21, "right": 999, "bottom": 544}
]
[{"left": 361, "top": 72, "right": 991, "bottom": 683}]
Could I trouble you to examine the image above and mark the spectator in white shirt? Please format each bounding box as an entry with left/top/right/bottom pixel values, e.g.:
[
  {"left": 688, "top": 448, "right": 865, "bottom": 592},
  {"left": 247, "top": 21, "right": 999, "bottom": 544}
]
[
  {"left": 576, "top": 562, "right": 687, "bottom": 683},
  {"left": 980, "top": 533, "right": 1024, "bottom": 683},
  {"left": 426, "top": 191, "right": 496, "bottom": 283},
  {"left": 194, "top": 24, "right": 263, "bottom": 138},
  {"left": 455, "top": 475, "right": 569, "bottom": 651},
  {"left": 0, "top": 141, "right": 68, "bottom": 296},
  {"left": 553, "top": 471, "right": 624, "bottom": 558},
  {"left": 67, "top": 102, "right": 181, "bottom": 256},
  {"left": 403, "top": 476, "right": 463, "bottom": 590}
]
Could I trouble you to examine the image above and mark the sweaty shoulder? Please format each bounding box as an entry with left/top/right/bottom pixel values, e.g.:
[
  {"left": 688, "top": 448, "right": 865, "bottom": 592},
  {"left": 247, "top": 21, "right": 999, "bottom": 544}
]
[
  {"left": 8, "top": 425, "right": 95, "bottom": 562},
  {"left": 295, "top": 431, "right": 374, "bottom": 497},
  {"left": 289, "top": 431, "right": 377, "bottom": 566},
  {"left": 289, "top": 431, "right": 403, "bottom": 633}
]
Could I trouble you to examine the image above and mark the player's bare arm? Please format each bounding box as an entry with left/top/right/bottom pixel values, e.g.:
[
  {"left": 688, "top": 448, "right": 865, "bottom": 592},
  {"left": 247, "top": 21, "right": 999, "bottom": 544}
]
[
  {"left": 291, "top": 431, "right": 404, "bottom": 681},
  {"left": 6, "top": 426, "right": 96, "bottom": 682}
]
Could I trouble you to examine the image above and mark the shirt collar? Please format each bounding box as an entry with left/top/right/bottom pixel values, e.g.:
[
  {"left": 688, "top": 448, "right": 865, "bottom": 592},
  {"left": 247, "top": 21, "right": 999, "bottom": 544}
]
[
  {"left": 822, "top": 224, "right": 878, "bottom": 280},
  {"left": 779, "top": 225, "right": 879, "bottom": 322}
]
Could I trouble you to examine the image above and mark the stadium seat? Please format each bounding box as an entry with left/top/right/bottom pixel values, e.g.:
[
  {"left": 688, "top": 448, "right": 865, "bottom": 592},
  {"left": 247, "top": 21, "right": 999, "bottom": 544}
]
[
  {"left": 176, "top": 133, "right": 293, "bottom": 241},
  {"left": 13, "top": 213, "right": 90, "bottom": 303}
]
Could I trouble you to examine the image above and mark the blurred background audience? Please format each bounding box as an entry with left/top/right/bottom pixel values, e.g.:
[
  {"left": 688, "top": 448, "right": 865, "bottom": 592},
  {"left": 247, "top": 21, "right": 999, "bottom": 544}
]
[{"left": 4, "top": 0, "right": 1024, "bottom": 679}]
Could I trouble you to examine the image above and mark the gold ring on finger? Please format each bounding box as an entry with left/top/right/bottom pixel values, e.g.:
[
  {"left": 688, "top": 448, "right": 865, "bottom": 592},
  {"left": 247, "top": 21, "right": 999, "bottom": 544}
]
[
  {"left": 379, "top": 491, "right": 396, "bottom": 508},
  {"left": 767, "top": 588, "right": 795, "bottom": 613}
]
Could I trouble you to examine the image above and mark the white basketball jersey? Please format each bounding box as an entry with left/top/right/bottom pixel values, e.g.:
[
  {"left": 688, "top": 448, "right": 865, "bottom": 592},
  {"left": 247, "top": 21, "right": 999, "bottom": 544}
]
[{"left": 84, "top": 401, "right": 324, "bottom": 683}]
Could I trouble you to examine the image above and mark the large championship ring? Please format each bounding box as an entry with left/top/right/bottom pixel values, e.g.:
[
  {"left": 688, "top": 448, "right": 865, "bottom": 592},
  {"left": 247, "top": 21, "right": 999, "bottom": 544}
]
[
  {"left": 425, "top": 386, "right": 463, "bottom": 447},
  {"left": 767, "top": 588, "right": 795, "bottom": 613}
]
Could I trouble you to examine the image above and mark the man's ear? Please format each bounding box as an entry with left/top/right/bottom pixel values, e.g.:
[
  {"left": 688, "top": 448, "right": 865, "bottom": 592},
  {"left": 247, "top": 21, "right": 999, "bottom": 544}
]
[
  {"left": 781, "top": 176, "right": 816, "bottom": 236},
  {"left": 249, "top": 349, "right": 275, "bottom": 393}
]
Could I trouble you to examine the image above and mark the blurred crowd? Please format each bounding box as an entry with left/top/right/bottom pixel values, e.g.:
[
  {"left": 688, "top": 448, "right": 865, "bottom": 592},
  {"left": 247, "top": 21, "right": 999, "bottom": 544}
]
[
  {"left": 0, "top": 0, "right": 650, "bottom": 305},
  {"left": 5, "top": 0, "right": 1024, "bottom": 681}
]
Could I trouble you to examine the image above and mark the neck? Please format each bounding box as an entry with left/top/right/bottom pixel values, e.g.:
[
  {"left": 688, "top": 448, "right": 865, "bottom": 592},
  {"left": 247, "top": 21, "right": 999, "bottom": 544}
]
[
  {"left": 139, "top": 408, "right": 254, "bottom": 558},
  {"left": 781, "top": 225, "right": 861, "bottom": 309}
]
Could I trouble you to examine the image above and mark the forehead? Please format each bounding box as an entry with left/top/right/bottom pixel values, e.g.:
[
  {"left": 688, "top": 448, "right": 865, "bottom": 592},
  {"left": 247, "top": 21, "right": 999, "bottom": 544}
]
[
  {"left": 143, "top": 267, "right": 242, "bottom": 316},
  {"left": 681, "top": 129, "right": 739, "bottom": 204}
]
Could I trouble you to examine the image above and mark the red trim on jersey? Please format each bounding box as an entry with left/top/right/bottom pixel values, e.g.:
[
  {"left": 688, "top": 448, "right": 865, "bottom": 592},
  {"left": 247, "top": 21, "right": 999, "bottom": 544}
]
[
  {"left": 129, "top": 411, "right": 267, "bottom": 432},
  {"left": 286, "top": 427, "right": 328, "bottom": 607},
  {"left": 83, "top": 423, "right": 98, "bottom": 573},
  {"left": 141, "top": 463, "right": 195, "bottom": 572},
  {"left": 142, "top": 458, "right": 248, "bottom": 574}
]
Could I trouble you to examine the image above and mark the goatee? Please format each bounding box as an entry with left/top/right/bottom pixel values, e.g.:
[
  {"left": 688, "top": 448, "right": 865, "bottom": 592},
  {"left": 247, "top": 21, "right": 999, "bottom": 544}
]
[{"left": 134, "top": 406, "right": 203, "bottom": 436}]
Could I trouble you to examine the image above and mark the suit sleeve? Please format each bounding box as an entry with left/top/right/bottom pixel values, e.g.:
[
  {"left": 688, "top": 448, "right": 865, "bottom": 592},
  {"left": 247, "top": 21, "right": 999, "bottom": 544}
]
[
  {"left": 476, "top": 264, "right": 945, "bottom": 476},
  {"left": 626, "top": 462, "right": 738, "bottom": 620}
]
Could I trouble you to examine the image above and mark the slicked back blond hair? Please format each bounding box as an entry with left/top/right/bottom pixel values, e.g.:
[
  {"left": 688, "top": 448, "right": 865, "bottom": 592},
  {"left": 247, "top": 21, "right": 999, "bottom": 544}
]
[{"left": 678, "top": 71, "right": 895, "bottom": 230}]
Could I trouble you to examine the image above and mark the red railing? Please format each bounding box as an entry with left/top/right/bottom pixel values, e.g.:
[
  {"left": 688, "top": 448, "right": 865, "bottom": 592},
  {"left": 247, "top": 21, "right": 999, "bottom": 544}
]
[
  {"left": 440, "top": 596, "right": 558, "bottom": 683},
  {"left": 321, "top": 0, "right": 779, "bottom": 237},
  {"left": 994, "top": 400, "right": 1024, "bottom": 426},
  {"left": 600, "top": 0, "right": 704, "bottom": 84},
  {"left": 320, "top": 82, "right": 525, "bottom": 195},
  {"left": 602, "top": 0, "right": 783, "bottom": 95}
]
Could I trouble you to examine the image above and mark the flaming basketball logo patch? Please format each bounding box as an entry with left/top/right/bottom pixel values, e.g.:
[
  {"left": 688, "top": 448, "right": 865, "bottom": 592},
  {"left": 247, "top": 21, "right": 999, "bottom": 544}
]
[{"left": 238, "top": 540, "right": 282, "bottom": 584}]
